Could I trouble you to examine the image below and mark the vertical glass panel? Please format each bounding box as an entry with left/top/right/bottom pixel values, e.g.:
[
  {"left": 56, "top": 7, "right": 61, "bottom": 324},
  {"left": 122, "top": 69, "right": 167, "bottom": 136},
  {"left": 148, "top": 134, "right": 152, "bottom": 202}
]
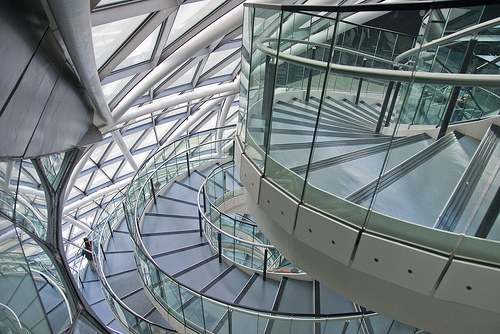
[
  {"left": 322, "top": 318, "right": 351, "bottom": 333},
  {"left": 230, "top": 308, "right": 264, "bottom": 333},
  {"left": 245, "top": 8, "right": 282, "bottom": 171},
  {"left": 0, "top": 225, "right": 54, "bottom": 334},
  {"left": 202, "top": 299, "right": 228, "bottom": 334},
  {"left": 239, "top": 6, "right": 253, "bottom": 142},
  {"left": 73, "top": 314, "right": 105, "bottom": 334},
  {"left": 179, "top": 287, "right": 204, "bottom": 332},
  {"left": 265, "top": 12, "right": 334, "bottom": 200}
]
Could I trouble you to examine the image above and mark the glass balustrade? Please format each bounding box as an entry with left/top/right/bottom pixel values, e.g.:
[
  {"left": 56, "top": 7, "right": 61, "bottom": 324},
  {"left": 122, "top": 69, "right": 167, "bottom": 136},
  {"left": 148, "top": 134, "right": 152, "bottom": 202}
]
[
  {"left": 87, "top": 188, "right": 174, "bottom": 334},
  {"left": 0, "top": 189, "right": 47, "bottom": 240},
  {"left": 240, "top": 2, "right": 500, "bottom": 267},
  {"left": 201, "top": 161, "right": 295, "bottom": 273},
  {"left": 120, "top": 126, "right": 394, "bottom": 333}
]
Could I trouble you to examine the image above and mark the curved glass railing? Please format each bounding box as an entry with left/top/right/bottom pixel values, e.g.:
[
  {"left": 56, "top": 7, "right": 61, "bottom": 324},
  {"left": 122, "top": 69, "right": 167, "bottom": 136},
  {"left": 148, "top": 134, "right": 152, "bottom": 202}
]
[
  {"left": 0, "top": 190, "right": 47, "bottom": 240},
  {"left": 0, "top": 303, "right": 26, "bottom": 334},
  {"left": 121, "top": 126, "right": 398, "bottom": 333},
  {"left": 86, "top": 189, "right": 175, "bottom": 334},
  {"left": 200, "top": 161, "right": 300, "bottom": 274},
  {"left": 241, "top": 2, "right": 500, "bottom": 267}
]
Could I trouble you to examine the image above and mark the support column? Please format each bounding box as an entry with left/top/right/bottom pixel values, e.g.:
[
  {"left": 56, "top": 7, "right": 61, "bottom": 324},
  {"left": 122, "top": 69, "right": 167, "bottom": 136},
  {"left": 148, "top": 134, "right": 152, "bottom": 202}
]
[
  {"left": 262, "top": 55, "right": 277, "bottom": 154},
  {"left": 31, "top": 149, "right": 110, "bottom": 332},
  {"left": 305, "top": 47, "right": 317, "bottom": 102},
  {"left": 438, "top": 38, "right": 477, "bottom": 139}
]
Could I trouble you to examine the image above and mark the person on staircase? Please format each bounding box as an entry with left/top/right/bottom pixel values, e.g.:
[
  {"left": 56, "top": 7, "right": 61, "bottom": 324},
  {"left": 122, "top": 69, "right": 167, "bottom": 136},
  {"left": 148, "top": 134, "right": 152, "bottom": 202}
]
[{"left": 83, "top": 237, "right": 96, "bottom": 272}]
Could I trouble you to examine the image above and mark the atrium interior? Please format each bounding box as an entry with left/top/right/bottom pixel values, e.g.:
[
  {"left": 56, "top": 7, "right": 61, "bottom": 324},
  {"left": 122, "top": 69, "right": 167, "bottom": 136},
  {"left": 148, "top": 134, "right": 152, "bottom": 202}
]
[{"left": 1, "top": 1, "right": 500, "bottom": 334}]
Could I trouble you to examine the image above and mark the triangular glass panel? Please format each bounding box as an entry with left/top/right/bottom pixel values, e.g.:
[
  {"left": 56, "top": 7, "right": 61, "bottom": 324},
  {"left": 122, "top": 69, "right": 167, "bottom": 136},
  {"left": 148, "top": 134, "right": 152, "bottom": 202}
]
[
  {"left": 39, "top": 152, "right": 66, "bottom": 186},
  {"left": 115, "top": 25, "right": 162, "bottom": 71}
]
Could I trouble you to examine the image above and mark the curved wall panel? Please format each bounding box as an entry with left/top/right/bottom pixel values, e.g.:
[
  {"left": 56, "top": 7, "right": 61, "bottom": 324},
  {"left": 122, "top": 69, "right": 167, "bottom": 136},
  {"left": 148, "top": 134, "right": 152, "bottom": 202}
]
[{"left": 0, "top": 0, "right": 101, "bottom": 161}]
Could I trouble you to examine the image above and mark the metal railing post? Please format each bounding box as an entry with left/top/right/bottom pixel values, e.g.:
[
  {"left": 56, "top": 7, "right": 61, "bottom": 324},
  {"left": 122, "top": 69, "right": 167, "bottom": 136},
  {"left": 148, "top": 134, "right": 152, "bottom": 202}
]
[
  {"left": 150, "top": 178, "right": 156, "bottom": 205},
  {"left": 218, "top": 232, "right": 222, "bottom": 263},
  {"left": 376, "top": 80, "right": 395, "bottom": 133},
  {"left": 202, "top": 187, "right": 206, "bottom": 212},
  {"left": 438, "top": 38, "right": 477, "bottom": 139},
  {"left": 186, "top": 152, "right": 191, "bottom": 177},
  {"left": 263, "top": 248, "right": 268, "bottom": 281},
  {"left": 305, "top": 46, "right": 317, "bottom": 102},
  {"left": 107, "top": 219, "right": 113, "bottom": 238},
  {"left": 198, "top": 210, "right": 203, "bottom": 237},
  {"left": 100, "top": 244, "right": 107, "bottom": 261},
  {"left": 355, "top": 58, "right": 367, "bottom": 104},
  {"left": 385, "top": 81, "right": 401, "bottom": 127}
]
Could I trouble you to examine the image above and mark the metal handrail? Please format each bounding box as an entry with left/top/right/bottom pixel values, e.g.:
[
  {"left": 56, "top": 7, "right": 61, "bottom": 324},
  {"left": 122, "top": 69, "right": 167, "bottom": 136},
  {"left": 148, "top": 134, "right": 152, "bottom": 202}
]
[
  {"left": 0, "top": 302, "right": 24, "bottom": 331},
  {"left": 256, "top": 38, "right": 500, "bottom": 87},
  {"left": 93, "top": 193, "right": 173, "bottom": 334},
  {"left": 198, "top": 166, "right": 277, "bottom": 250},
  {"left": 0, "top": 195, "right": 46, "bottom": 238},
  {"left": 394, "top": 16, "right": 500, "bottom": 67},
  {"left": 31, "top": 269, "right": 73, "bottom": 324}
]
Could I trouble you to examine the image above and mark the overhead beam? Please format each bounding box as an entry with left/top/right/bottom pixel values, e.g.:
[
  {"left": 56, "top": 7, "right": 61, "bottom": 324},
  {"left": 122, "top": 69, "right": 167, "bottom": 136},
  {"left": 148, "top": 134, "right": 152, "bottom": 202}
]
[
  {"left": 63, "top": 178, "right": 130, "bottom": 214},
  {"left": 110, "top": 131, "right": 139, "bottom": 172},
  {"left": 107, "top": 77, "right": 239, "bottom": 130},
  {"left": 98, "top": 9, "right": 175, "bottom": 80},
  {"left": 91, "top": 0, "right": 179, "bottom": 26},
  {"left": 63, "top": 216, "right": 92, "bottom": 233},
  {"left": 163, "top": 96, "right": 226, "bottom": 147},
  {"left": 111, "top": 4, "right": 245, "bottom": 120}
]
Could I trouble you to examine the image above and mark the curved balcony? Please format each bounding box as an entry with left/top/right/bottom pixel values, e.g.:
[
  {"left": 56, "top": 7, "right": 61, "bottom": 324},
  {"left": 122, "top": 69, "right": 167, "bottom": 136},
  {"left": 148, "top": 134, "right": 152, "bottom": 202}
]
[{"left": 236, "top": 2, "right": 500, "bottom": 334}]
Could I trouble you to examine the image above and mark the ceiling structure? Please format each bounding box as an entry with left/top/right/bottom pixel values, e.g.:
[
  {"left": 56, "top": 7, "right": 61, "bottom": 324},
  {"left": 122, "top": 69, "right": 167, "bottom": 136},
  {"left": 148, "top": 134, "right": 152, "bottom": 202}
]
[{"left": 0, "top": 0, "right": 374, "bottom": 261}]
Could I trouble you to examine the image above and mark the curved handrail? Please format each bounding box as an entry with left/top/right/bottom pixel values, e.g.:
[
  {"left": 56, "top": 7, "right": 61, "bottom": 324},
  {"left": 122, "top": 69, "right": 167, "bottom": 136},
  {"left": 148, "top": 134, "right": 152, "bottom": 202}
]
[
  {"left": 124, "top": 128, "right": 378, "bottom": 334},
  {"left": 256, "top": 38, "right": 500, "bottom": 87},
  {"left": 394, "top": 16, "right": 500, "bottom": 66},
  {"left": 91, "top": 191, "right": 173, "bottom": 334},
  {"left": 0, "top": 302, "right": 23, "bottom": 330},
  {"left": 198, "top": 161, "right": 302, "bottom": 274},
  {"left": 0, "top": 191, "right": 47, "bottom": 240},
  {"left": 199, "top": 169, "right": 276, "bottom": 250},
  {"left": 31, "top": 269, "right": 73, "bottom": 325}
]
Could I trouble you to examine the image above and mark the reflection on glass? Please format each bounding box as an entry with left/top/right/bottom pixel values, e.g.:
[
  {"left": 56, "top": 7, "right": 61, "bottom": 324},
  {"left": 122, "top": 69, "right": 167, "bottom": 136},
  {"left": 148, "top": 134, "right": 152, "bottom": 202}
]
[
  {"left": 240, "top": 3, "right": 500, "bottom": 264},
  {"left": 115, "top": 25, "right": 162, "bottom": 71},
  {"left": 92, "top": 14, "right": 149, "bottom": 69}
]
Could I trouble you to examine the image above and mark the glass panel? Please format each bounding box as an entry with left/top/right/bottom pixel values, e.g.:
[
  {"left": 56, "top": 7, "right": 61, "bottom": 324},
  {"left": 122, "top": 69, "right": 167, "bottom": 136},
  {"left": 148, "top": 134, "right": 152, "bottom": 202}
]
[
  {"left": 265, "top": 11, "right": 335, "bottom": 200},
  {"left": 39, "top": 152, "right": 66, "bottom": 186},
  {"left": 245, "top": 8, "right": 282, "bottom": 171},
  {"left": 0, "top": 225, "right": 56, "bottom": 334},
  {"left": 102, "top": 74, "right": 136, "bottom": 103},
  {"left": 115, "top": 25, "right": 162, "bottom": 71},
  {"left": 92, "top": 14, "right": 149, "bottom": 69}
]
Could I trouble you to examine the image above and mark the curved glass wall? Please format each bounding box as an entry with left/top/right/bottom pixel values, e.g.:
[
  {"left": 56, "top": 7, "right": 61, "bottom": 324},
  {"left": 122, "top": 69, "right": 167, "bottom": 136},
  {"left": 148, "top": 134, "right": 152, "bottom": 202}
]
[
  {"left": 0, "top": 152, "right": 111, "bottom": 334},
  {"left": 241, "top": 2, "right": 500, "bottom": 266}
]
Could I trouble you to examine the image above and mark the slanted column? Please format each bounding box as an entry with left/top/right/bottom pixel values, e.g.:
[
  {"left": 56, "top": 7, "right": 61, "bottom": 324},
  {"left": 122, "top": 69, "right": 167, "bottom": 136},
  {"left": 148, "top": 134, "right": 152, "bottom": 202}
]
[{"left": 438, "top": 38, "right": 477, "bottom": 139}]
